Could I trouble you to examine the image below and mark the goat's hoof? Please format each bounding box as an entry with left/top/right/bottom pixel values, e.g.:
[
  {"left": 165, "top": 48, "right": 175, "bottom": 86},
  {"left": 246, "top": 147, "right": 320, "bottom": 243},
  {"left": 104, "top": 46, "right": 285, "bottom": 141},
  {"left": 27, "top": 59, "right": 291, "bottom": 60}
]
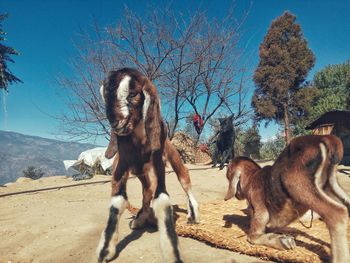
[
  {"left": 279, "top": 235, "right": 296, "bottom": 250},
  {"left": 187, "top": 218, "right": 200, "bottom": 224},
  {"left": 186, "top": 215, "right": 198, "bottom": 224},
  {"left": 129, "top": 212, "right": 157, "bottom": 229},
  {"left": 186, "top": 213, "right": 200, "bottom": 224},
  {"left": 97, "top": 249, "right": 114, "bottom": 263},
  {"left": 129, "top": 216, "right": 148, "bottom": 229}
]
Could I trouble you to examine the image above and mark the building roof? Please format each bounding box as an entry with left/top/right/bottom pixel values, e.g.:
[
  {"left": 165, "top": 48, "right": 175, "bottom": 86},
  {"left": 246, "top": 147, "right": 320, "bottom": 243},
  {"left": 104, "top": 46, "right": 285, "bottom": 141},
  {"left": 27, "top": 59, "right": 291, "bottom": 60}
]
[{"left": 305, "top": 110, "right": 350, "bottom": 130}]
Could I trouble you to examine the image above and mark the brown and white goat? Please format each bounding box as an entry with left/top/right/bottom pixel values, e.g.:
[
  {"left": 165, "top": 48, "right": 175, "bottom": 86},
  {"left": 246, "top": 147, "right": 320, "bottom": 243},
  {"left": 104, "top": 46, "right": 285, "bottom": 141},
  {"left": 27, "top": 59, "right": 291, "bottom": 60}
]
[
  {"left": 225, "top": 135, "right": 350, "bottom": 263},
  {"left": 96, "top": 68, "right": 199, "bottom": 263}
]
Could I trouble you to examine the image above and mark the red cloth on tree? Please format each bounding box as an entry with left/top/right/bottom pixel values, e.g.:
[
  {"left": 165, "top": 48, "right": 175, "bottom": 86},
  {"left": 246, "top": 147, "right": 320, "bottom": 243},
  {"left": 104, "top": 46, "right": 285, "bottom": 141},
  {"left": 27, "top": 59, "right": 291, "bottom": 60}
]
[{"left": 193, "top": 114, "right": 204, "bottom": 134}]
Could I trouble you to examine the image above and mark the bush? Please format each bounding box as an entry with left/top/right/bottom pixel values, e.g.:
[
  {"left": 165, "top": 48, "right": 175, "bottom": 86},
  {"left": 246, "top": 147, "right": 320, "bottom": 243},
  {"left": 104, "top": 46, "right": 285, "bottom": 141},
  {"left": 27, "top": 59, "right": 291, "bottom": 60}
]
[
  {"left": 22, "top": 166, "right": 45, "bottom": 180},
  {"left": 242, "top": 125, "right": 261, "bottom": 159},
  {"left": 260, "top": 135, "right": 286, "bottom": 160},
  {"left": 234, "top": 125, "right": 261, "bottom": 159}
]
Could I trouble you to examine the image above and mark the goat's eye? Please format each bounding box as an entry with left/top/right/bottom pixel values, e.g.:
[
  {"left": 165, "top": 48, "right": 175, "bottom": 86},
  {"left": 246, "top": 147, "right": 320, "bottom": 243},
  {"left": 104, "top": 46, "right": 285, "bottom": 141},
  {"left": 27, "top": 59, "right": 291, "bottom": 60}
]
[
  {"left": 127, "top": 93, "right": 141, "bottom": 104},
  {"left": 128, "top": 92, "right": 138, "bottom": 98}
]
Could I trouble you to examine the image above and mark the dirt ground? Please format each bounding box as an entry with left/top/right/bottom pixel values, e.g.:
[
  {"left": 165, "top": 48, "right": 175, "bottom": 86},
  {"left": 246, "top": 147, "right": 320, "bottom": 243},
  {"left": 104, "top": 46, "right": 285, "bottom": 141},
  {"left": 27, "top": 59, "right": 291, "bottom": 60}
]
[{"left": 1, "top": 163, "right": 350, "bottom": 263}]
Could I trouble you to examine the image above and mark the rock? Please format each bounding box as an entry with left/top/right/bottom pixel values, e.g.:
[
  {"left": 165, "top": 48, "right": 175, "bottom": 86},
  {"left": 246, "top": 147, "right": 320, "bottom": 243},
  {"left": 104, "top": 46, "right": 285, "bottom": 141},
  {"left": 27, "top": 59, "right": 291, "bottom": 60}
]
[{"left": 16, "top": 177, "right": 33, "bottom": 183}]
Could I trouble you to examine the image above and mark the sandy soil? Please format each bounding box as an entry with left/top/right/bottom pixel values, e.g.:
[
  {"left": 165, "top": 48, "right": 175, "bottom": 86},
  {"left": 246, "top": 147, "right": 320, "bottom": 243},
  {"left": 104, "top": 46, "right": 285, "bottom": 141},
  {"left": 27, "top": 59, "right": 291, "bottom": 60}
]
[{"left": 1, "top": 163, "right": 350, "bottom": 263}]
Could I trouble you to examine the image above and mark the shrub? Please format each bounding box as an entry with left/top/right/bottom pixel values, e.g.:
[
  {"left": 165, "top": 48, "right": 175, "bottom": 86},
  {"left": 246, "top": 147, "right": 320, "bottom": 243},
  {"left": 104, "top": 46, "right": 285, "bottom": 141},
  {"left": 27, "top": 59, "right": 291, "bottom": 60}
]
[
  {"left": 260, "top": 135, "right": 286, "bottom": 160},
  {"left": 22, "top": 166, "right": 45, "bottom": 180}
]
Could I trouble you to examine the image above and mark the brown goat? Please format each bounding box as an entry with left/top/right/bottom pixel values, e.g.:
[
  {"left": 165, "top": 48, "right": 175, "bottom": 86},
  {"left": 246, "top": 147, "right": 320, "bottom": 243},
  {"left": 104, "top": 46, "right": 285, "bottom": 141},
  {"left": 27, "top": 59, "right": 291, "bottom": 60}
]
[
  {"left": 225, "top": 135, "right": 350, "bottom": 263},
  {"left": 96, "top": 68, "right": 199, "bottom": 263}
]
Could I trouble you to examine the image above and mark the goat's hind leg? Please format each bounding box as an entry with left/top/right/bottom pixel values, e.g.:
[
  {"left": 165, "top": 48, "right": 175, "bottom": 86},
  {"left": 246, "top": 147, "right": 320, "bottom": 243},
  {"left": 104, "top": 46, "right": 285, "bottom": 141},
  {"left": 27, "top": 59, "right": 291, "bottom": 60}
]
[
  {"left": 322, "top": 203, "right": 349, "bottom": 263},
  {"left": 305, "top": 188, "right": 349, "bottom": 263},
  {"left": 166, "top": 140, "right": 200, "bottom": 223},
  {"left": 327, "top": 165, "right": 350, "bottom": 214},
  {"left": 313, "top": 181, "right": 349, "bottom": 262},
  {"left": 130, "top": 173, "right": 157, "bottom": 229},
  {"left": 285, "top": 165, "right": 349, "bottom": 262},
  {"left": 97, "top": 169, "right": 129, "bottom": 263},
  {"left": 219, "top": 149, "right": 232, "bottom": 170},
  {"left": 211, "top": 144, "right": 219, "bottom": 168}
]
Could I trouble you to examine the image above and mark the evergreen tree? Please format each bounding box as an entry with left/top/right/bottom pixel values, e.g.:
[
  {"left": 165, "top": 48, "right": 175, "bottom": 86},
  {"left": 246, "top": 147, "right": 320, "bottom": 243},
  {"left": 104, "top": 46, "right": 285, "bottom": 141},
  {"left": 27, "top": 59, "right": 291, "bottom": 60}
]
[
  {"left": 312, "top": 60, "right": 350, "bottom": 115},
  {"left": 314, "top": 60, "right": 350, "bottom": 90},
  {"left": 291, "top": 84, "right": 318, "bottom": 136},
  {"left": 252, "top": 11, "right": 315, "bottom": 143},
  {"left": 0, "top": 14, "right": 21, "bottom": 91}
]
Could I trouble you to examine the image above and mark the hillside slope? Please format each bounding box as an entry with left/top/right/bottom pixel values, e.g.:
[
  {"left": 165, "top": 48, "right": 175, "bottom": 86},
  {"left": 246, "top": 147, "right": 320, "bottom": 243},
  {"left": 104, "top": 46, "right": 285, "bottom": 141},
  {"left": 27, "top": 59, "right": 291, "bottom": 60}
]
[{"left": 0, "top": 130, "right": 97, "bottom": 184}]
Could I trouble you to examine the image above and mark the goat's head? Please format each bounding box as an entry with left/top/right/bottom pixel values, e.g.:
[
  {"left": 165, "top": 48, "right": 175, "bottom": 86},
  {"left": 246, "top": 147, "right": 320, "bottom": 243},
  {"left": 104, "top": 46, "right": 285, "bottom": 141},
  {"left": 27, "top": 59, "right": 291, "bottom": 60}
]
[
  {"left": 218, "top": 114, "right": 234, "bottom": 133},
  {"left": 101, "top": 68, "right": 162, "bottom": 157},
  {"left": 224, "top": 157, "right": 261, "bottom": 201}
]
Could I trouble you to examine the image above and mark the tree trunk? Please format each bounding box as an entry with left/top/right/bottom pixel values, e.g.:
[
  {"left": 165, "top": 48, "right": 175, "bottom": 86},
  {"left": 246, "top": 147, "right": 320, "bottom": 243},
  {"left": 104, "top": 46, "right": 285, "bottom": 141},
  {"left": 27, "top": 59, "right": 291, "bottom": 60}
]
[
  {"left": 283, "top": 104, "right": 291, "bottom": 144},
  {"left": 195, "top": 131, "right": 202, "bottom": 146},
  {"left": 169, "top": 118, "right": 178, "bottom": 140}
]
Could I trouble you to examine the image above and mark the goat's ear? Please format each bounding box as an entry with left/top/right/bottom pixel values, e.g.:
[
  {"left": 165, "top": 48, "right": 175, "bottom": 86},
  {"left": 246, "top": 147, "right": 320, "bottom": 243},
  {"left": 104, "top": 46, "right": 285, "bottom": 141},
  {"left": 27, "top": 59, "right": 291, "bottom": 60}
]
[
  {"left": 225, "top": 168, "right": 240, "bottom": 201},
  {"left": 100, "top": 84, "right": 105, "bottom": 103},
  {"left": 105, "top": 130, "right": 118, "bottom": 159},
  {"left": 230, "top": 114, "right": 234, "bottom": 120},
  {"left": 142, "top": 81, "right": 162, "bottom": 151}
]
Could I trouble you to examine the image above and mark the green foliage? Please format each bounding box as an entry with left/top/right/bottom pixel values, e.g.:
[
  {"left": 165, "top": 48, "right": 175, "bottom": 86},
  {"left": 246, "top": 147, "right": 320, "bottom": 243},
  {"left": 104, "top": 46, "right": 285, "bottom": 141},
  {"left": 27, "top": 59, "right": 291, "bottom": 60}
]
[
  {"left": 314, "top": 61, "right": 350, "bottom": 90},
  {"left": 234, "top": 127, "right": 244, "bottom": 156},
  {"left": 291, "top": 86, "right": 319, "bottom": 136},
  {"left": 260, "top": 135, "right": 286, "bottom": 160},
  {"left": 241, "top": 125, "right": 262, "bottom": 159},
  {"left": 234, "top": 125, "right": 262, "bottom": 159},
  {"left": 0, "top": 13, "right": 22, "bottom": 91},
  {"left": 311, "top": 61, "right": 350, "bottom": 117},
  {"left": 252, "top": 11, "right": 315, "bottom": 142},
  {"left": 310, "top": 87, "right": 348, "bottom": 119},
  {"left": 292, "top": 61, "right": 350, "bottom": 136},
  {"left": 22, "top": 166, "right": 44, "bottom": 180}
]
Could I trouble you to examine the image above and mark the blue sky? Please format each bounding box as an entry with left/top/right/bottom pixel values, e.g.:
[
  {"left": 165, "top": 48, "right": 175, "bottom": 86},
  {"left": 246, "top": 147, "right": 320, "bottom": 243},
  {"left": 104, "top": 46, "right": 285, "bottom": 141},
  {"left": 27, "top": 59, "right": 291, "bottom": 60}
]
[{"left": 1, "top": 0, "right": 350, "bottom": 145}]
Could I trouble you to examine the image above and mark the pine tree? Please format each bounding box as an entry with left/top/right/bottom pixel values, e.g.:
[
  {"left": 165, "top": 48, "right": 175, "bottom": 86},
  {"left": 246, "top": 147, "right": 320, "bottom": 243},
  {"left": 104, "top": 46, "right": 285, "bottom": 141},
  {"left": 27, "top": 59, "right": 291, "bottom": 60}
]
[
  {"left": 0, "top": 13, "right": 21, "bottom": 91},
  {"left": 252, "top": 11, "right": 315, "bottom": 143}
]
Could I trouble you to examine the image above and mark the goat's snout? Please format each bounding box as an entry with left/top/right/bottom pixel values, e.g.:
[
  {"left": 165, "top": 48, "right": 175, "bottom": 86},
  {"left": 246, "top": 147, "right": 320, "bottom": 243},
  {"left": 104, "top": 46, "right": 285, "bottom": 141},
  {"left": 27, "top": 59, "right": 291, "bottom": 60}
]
[{"left": 113, "top": 118, "right": 130, "bottom": 135}]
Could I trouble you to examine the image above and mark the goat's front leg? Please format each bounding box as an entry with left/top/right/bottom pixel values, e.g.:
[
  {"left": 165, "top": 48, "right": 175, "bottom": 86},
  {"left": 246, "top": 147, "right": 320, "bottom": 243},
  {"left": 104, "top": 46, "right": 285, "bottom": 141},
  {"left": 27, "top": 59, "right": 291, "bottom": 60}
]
[
  {"left": 248, "top": 204, "right": 296, "bottom": 250},
  {"left": 130, "top": 173, "right": 157, "bottom": 229},
  {"left": 152, "top": 151, "right": 183, "bottom": 263},
  {"left": 97, "top": 164, "right": 129, "bottom": 263}
]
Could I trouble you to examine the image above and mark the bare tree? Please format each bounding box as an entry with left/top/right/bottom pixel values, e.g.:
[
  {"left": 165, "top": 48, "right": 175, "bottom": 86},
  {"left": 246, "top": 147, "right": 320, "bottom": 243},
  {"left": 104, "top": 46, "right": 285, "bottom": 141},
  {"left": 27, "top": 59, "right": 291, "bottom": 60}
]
[{"left": 58, "top": 5, "right": 251, "bottom": 143}]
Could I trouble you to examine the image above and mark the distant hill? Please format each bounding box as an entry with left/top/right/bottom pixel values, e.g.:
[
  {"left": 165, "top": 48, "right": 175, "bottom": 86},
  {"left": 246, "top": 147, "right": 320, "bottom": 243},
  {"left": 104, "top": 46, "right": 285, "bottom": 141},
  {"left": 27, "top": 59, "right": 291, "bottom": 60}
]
[{"left": 0, "top": 130, "right": 98, "bottom": 184}]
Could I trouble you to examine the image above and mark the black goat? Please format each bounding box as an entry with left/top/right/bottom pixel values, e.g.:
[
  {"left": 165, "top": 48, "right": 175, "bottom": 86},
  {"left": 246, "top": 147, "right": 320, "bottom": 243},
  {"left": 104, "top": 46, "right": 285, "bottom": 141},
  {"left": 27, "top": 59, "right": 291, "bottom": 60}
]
[{"left": 211, "top": 115, "right": 235, "bottom": 170}]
